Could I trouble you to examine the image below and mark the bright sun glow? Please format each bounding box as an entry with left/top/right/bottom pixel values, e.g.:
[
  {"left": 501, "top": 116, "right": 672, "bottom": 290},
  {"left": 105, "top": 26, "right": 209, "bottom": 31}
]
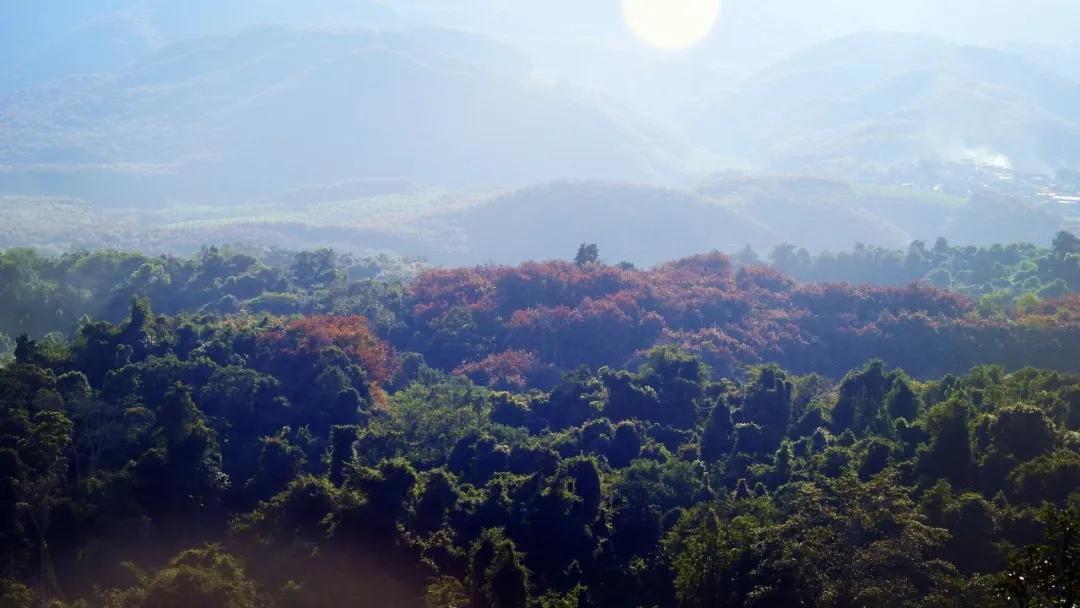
[{"left": 621, "top": 0, "right": 721, "bottom": 51}]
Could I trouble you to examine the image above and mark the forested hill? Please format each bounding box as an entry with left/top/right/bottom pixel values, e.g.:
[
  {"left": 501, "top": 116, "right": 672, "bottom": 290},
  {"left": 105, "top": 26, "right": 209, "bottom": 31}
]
[
  {"left": 4, "top": 240, "right": 1080, "bottom": 380},
  {"left": 0, "top": 25, "right": 661, "bottom": 205},
  {"left": 765, "top": 230, "right": 1080, "bottom": 305},
  {"left": 3, "top": 242, "right": 1080, "bottom": 605},
  {"left": 689, "top": 32, "right": 1080, "bottom": 173}
]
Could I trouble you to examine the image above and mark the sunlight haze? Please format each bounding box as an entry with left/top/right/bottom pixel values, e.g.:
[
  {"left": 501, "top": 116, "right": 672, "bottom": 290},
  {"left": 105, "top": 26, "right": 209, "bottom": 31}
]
[
  {"left": 5, "top": 2, "right": 1080, "bottom": 607},
  {"left": 621, "top": 0, "right": 722, "bottom": 50}
]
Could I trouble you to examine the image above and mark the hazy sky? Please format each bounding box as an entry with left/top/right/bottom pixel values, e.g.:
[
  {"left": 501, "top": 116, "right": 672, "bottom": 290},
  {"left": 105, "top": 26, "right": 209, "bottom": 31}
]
[
  {"left": 379, "top": 0, "right": 1080, "bottom": 98},
  {"left": 7, "top": 0, "right": 1080, "bottom": 50},
  {"left": 4, "top": 0, "right": 1080, "bottom": 200},
  {"left": 5, "top": 0, "right": 1079, "bottom": 69},
  {"left": 4, "top": 0, "right": 1080, "bottom": 114},
  {"left": 400, "top": 0, "right": 1080, "bottom": 48},
  {"left": 719, "top": 0, "right": 1080, "bottom": 48}
]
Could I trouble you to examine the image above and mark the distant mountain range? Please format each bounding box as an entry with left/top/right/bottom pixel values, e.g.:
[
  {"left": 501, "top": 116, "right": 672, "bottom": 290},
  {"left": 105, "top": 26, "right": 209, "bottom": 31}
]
[
  {"left": 0, "top": 25, "right": 665, "bottom": 205},
  {"left": 6, "top": 26, "right": 1080, "bottom": 205},
  {"left": 4, "top": 175, "right": 1061, "bottom": 266},
  {"left": 0, "top": 1, "right": 412, "bottom": 90},
  {"left": 408, "top": 177, "right": 1061, "bottom": 265},
  {"left": 690, "top": 33, "right": 1080, "bottom": 175},
  {"left": 1, "top": 21, "right": 1078, "bottom": 259}
]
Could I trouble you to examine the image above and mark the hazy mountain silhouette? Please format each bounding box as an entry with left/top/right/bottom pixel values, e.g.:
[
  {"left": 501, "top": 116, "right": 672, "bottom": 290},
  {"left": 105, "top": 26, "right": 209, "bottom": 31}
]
[
  {"left": 0, "top": 25, "right": 662, "bottom": 205},
  {"left": 691, "top": 33, "right": 1080, "bottom": 174}
]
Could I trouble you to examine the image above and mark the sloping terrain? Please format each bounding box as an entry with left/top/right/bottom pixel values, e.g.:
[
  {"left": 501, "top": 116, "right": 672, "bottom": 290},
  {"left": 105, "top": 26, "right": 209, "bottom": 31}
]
[
  {"left": 691, "top": 33, "right": 1080, "bottom": 174},
  {"left": 0, "top": 26, "right": 662, "bottom": 205}
]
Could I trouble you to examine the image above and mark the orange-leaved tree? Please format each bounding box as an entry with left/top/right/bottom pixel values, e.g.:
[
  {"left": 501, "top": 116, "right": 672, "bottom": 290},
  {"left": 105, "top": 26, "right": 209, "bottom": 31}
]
[{"left": 275, "top": 315, "right": 398, "bottom": 388}]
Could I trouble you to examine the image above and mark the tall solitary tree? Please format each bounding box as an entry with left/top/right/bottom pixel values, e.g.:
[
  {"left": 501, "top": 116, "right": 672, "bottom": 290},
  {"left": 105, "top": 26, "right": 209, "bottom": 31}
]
[
  {"left": 575, "top": 243, "right": 599, "bottom": 266},
  {"left": 133, "top": 383, "right": 224, "bottom": 517},
  {"left": 700, "top": 398, "right": 735, "bottom": 461},
  {"left": 469, "top": 529, "right": 530, "bottom": 608},
  {"left": 14, "top": 410, "right": 73, "bottom": 597}
]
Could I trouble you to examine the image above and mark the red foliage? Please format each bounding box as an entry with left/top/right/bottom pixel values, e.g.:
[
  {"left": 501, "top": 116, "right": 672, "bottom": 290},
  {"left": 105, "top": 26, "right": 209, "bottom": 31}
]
[
  {"left": 506, "top": 292, "right": 664, "bottom": 368},
  {"left": 1021, "top": 294, "right": 1080, "bottom": 325},
  {"left": 660, "top": 327, "right": 756, "bottom": 377},
  {"left": 736, "top": 265, "right": 796, "bottom": 294},
  {"left": 655, "top": 251, "right": 734, "bottom": 286},
  {"left": 401, "top": 252, "right": 1068, "bottom": 378},
  {"left": 454, "top": 350, "right": 558, "bottom": 391},
  {"left": 488, "top": 260, "right": 642, "bottom": 315},
  {"left": 410, "top": 268, "right": 496, "bottom": 322},
  {"left": 266, "top": 315, "right": 398, "bottom": 386}
]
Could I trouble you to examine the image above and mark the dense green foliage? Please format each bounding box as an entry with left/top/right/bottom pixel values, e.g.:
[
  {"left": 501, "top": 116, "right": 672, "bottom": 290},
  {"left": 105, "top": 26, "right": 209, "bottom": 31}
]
[
  {"left": 767, "top": 231, "right": 1080, "bottom": 315},
  {"left": 0, "top": 246, "right": 418, "bottom": 340},
  {"left": 8, "top": 238, "right": 1080, "bottom": 383},
  {"left": 3, "top": 242, "right": 1080, "bottom": 606}
]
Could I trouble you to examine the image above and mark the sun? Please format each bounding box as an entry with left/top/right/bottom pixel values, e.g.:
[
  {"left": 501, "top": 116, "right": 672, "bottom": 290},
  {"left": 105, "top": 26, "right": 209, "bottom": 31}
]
[{"left": 621, "top": 0, "right": 721, "bottom": 51}]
